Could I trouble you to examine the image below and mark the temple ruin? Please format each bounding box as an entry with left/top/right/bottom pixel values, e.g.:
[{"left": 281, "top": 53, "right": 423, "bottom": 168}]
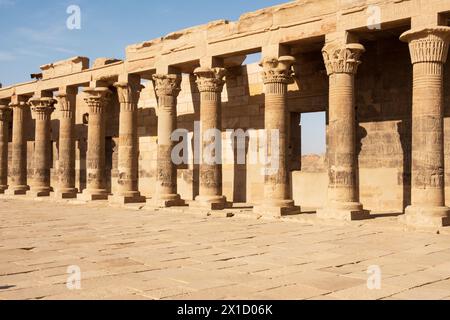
[{"left": 1, "top": 0, "right": 450, "bottom": 229}]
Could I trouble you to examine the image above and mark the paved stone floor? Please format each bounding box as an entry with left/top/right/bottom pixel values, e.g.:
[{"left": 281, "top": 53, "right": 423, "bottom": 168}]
[{"left": 1, "top": 197, "right": 450, "bottom": 300}]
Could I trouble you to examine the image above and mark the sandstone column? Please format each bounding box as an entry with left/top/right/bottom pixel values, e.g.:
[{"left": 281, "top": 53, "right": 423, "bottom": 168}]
[
  {"left": 54, "top": 90, "right": 78, "bottom": 199},
  {"left": 28, "top": 97, "right": 56, "bottom": 197},
  {"left": 151, "top": 74, "right": 185, "bottom": 207},
  {"left": 317, "top": 43, "right": 369, "bottom": 221},
  {"left": 253, "top": 56, "right": 300, "bottom": 217},
  {"left": 400, "top": 27, "right": 450, "bottom": 228},
  {"left": 0, "top": 104, "right": 10, "bottom": 193},
  {"left": 110, "top": 81, "right": 146, "bottom": 204},
  {"left": 192, "top": 67, "right": 227, "bottom": 210},
  {"left": 78, "top": 87, "right": 111, "bottom": 201},
  {"left": 5, "top": 98, "right": 29, "bottom": 195}
]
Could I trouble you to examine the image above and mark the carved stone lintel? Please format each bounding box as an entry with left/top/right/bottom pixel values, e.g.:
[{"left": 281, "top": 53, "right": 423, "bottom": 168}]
[
  {"left": 322, "top": 43, "right": 365, "bottom": 75},
  {"left": 29, "top": 97, "right": 56, "bottom": 120},
  {"left": 83, "top": 87, "right": 111, "bottom": 114},
  {"left": 259, "top": 56, "right": 296, "bottom": 84},
  {"left": 194, "top": 67, "right": 227, "bottom": 93},
  {"left": 153, "top": 74, "right": 182, "bottom": 97},
  {"left": 400, "top": 26, "right": 450, "bottom": 64},
  {"left": 114, "top": 82, "right": 144, "bottom": 105}
]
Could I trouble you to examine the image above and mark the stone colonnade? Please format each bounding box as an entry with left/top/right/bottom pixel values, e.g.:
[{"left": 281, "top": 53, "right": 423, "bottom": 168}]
[{"left": 0, "top": 25, "right": 450, "bottom": 228}]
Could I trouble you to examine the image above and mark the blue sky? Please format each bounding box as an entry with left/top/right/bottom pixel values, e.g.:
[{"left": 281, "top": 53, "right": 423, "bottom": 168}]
[{"left": 0, "top": 0, "right": 326, "bottom": 155}]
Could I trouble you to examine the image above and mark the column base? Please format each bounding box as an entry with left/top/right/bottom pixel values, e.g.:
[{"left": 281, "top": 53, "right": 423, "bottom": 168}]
[
  {"left": 191, "top": 195, "right": 228, "bottom": 210},
  {"left": 316, "top": 202, "right": 370, "bottom": 221},
  {"left": 5, "top": 185, "right": 30, "bottom": 195},
  {"left": 253, "top": 199, "right": 300, "bottom": 218},
  {"left": 0, "top": 185, "right": 7, "bottom": 194},
  {"left": 77, "top": 189, "right": 109, "bottom": 201},
  {"left": 149, "top": 194, "right": 186, "bottom": 208},
  {"left": 54, "top": 188, "right": 78, "bottom": 199},
  {"left": 110, "top": 192, "right": 146, "bottom": 204},
  {"left": 401, "top": 205, "right": 450, "bottom": 228},
  {"left": 27, "top": 188, "right": 51, "bottom": 197}
]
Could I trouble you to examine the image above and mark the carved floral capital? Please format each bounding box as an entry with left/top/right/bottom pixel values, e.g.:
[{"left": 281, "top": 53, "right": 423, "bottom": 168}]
[
  {"left": 114, "top": 82, "right": 144, "bottom": 105},
  {"left": 56, "top": 93, "right": 75, "bottom": 119},
  {"left": 400, "top": 26, "right": 450, "bottom": 64},
  {"left": 83, "top": 87, "right": 111, "bottom": 114},
  {"left": 194, "top": 67, "right": 227, "bottom": 93},
  {"left": 152, "top": 74, "right": 182, "bottom": 97},
  {"left": 29, "top": 97, "right": 56, "bottom": 120},
  {"left": 259, "top": 56, "right": 296, "bottom": 84},
  {"left": 322, "top": 43, "right": 365, "bottom": 75}
]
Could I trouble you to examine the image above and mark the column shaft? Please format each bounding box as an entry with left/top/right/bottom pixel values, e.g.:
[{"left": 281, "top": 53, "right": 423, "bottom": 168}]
[
  {"left": 6, "top": 101, "right": 29, "bottom": 195},
  {"left": 254, "top": 56, "right": 300, "bottom": 217},
  {"left": 151, "top": 74, "right": 184, "bottom": 207},
  {"left": 55, "top": 92, "right": 77, "bottom": 198},
  {"left": 78, "top": 87, "right": 110, "bottom": 201},
  {"left": 317, "top": 43, "right": 369, "bottom": 221},
  {"left": 0, "top": 105, "right": 10, "bottom": 193},
  {"left": 110, "top": 82, "right": 145, "bottom": 204},
  {"left": 192, "top": 67, "right": 227, "bottom": 210},
  {"left": 328, "top": 73, "right": 358, "bottom": 204},
  {"left": 400, "top": 27, "right": 450, "bottom": 228}
]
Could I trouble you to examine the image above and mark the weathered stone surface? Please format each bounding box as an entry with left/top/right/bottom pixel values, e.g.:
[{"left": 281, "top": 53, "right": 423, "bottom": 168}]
[
  {"left": 0, "top": 0, "right": 450, "bottom": 232},
  {"left": 40, "top": 57, "right": 89, "bottom": 79}
]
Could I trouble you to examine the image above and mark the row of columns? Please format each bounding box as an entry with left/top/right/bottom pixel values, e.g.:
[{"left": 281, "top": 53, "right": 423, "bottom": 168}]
[{"left": 0, "top": 26, "right": 449, "bottom": 228}]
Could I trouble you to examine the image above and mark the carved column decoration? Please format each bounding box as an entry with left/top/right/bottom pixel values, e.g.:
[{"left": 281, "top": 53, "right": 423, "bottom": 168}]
[
  {"left": 151, "top": 74, "right": 185, "bottom": 207},
  {"left": 254, "top": 56, "right": 300, "bottom": 217},
  {"left": 192, "top": 67, "right": 228, "bottom": 210},
  {"left": 110, "top": 81, "right": 146, "bottom": 204},
  {"left": 6, "top": 99, "right": 30, "bottom": 195},
  {"left": 28, "top": 97, "right": 56, "bottom": 197},
  {"left": 400, "top": 26, "right": 450, "bottom": 228},
  {"left": 317, "top": 43, "right": 369, "bottom": 221},
  {"left": 0, "top": 104, "right": 10, "bottom": 193},
  {"left": 55, "top": 91, "right": 78, "bottom": 198},
  {"left": 78, "top": 87, "right": 111, "bottom": 201}
]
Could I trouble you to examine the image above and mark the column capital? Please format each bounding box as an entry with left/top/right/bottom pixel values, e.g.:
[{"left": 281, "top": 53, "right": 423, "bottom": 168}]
[
  {"left": 400, "top": 26, "right": 450, "bottom": 64},
  {"left": 0, "top": 105, "right": 10, "bottom": 121},
  {"left": 9, "top": 100, "right": 29, "bottom": 110},
  {"left": 113, "top": 82, "right": 143, "bottom": 105},
  {"left": 194, "top": 67, "right": 227, "bottom": 93},
  {"left": 83, "top": 87, "right": 111, "bottom": 114},
  {"left": 259, "top": 56, "right": 296, "bottom": 84},
  {"left": 29, "top": 97, "right": 56, "bottom": 120},
  {"left": 322, "top": 43, "right": 365, "bottom": 75},
  {"left": 56, "top": 93, "right": 75, "bottom": 119},
  {"left": 152, "top": 74, "right": 182, "bottom": 97}
]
